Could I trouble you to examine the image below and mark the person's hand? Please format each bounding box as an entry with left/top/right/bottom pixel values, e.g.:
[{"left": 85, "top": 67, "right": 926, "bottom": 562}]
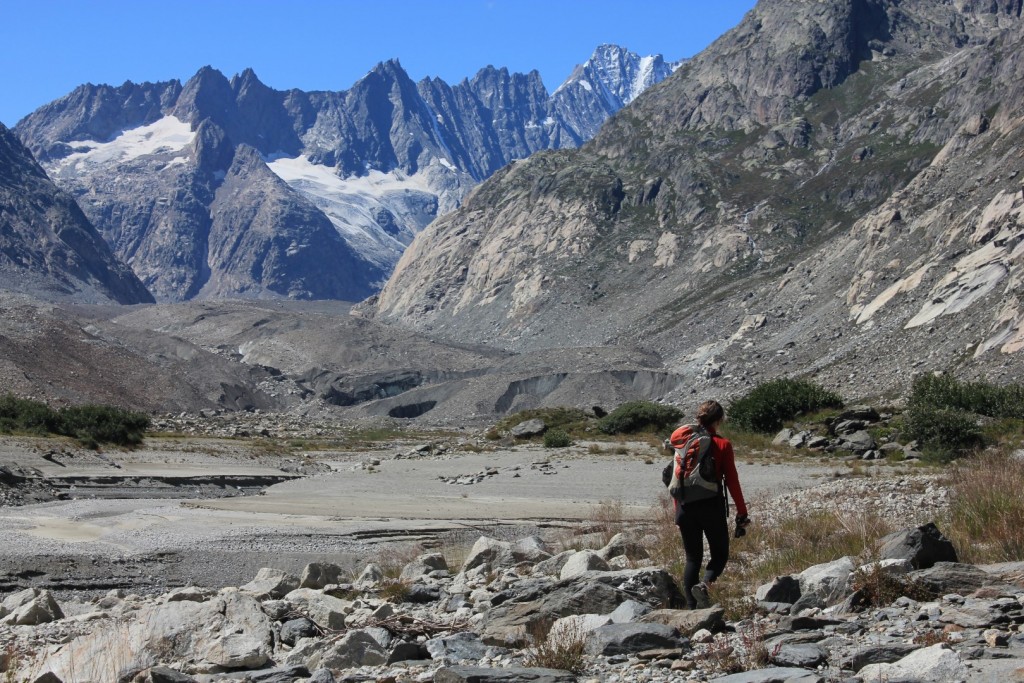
[{"left": 734, "top": 514, "right": 750, "bottom": 538}]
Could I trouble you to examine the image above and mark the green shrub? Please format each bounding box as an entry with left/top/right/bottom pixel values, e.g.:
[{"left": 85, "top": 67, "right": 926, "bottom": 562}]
[
  {"left": 543, "top": 429, "right": 572, "bottom": 448},
  {"left": 494, "top": 407, "right": 592, "bottom": 436},
  {"left": 0, "top": 394, "right": 149, "bottom": 447},
  {"left": 728, "top": 379, "right": 843, "bottom": 433},
  {"left": 597, "top": 401, "right": 683, "bottom": 435},
  {"left": 909, "top": 374, "right": 1024, "bottom": 419},
  {"left": 903, "top": 405, "right": 983, "bottom": 462}
]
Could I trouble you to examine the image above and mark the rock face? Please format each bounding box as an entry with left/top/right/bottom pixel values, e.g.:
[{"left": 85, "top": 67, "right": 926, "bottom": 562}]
[
  {"left": 370, "top": 0, "right": 1024, "bottom": 399},
  {"left": 14, "top": 46, "right": 676, "bottom": 303},
  {"left": 0, "top": 122, "right": 152, "bottom": 304}
]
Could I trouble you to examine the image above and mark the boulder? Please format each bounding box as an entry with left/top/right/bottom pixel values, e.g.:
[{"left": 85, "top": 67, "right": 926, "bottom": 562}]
[
  {"left": 317, "top": 629, "right": 387, "bottom": 668},
  {"left": 769, "top": 643, "right": 827, "bottom": 668},
  {"left": 435, "top": 667, "right": 576, "bottom": 683},
  {"left": 247, "top": 665, "right": 311, "bottom": 683},
  {"left": 839, "top": 642, "right": 923, "bottom": 670},
  {"left": 284, "top": 588, "right": 352, "bottom": 630},
  {"left": 299, "top": 562, "right": 344, "bottom": 589},
  {"left": 879, "top": 523, "right": 958, "bottom": 569},
  {"left": 597, "top": 532, "right": 650, "bottom": 562},
  {"left": 837, "top": 430, "right": 876, "bottom": 452},
  {"left": 584, "top": 622, "right": 682, "bottom": 655},
  {"left": 163, "top": 586, "right": 214, "bottom": 603},
  {"left": 353, "top": 563, "right": 385, "bottom": 589},
  {"left": 856, "top": 643, "right": 967, "bottom": 682},
  {"left": 641, "top": 607, "right": 725, "bottom": 636},
  {"left": 512, "top": 536, "right": 553, "bottom": 563},
  {"left": 308, "top": 671, "right": 336, "bottom": 683},
  {"left": 549, "top": 613, "right": 611, "bottom": 639},
  {"left": 510, "top": 419, "right": 547, "bottom": 438},
  {"left": 0, "top": 589, "right": 63, "bottom": 625},
  {"left": 239, "top": 568, "right": 300, "bottom": 600},
  {"left": 755, "top": 576, "right": 801, "bottom": 604},
  {"left": 534, "top": 551, "right": 575, "bottom": 576},
  {"left": 559, "top": 550, "right": 611, "bottom": 580},
  {"left": 139, "top": 668, "right": 198, "bottom": 683},
  {"left": 462, "top": 536, "right": 514, "bottom": 572},
  {"left": 710, "top": 667, "right": 825, "bottom": 682},
  {"left": 798, "top": 556, "right": 854, "bottom": 605},
  {"left": 280, "top": 617, "right": 319, "bottom": 646},
  {"left": 400, "top": 552, "right": 449, "bottom": 581},
  {"left": 839, "top": 405, "right": 881, "bottom": 422},
  {"left": 425, "top": 632, "right": 506, "bottom": 662},
  {"left": 387, "top": 640, "right": 425, "bottom": 663},
  {"left": 908, "top": 562, "right": 990, "bottom": 594},
  {"left": 608, "top": 599, "right": 653, "bottom": 623}
]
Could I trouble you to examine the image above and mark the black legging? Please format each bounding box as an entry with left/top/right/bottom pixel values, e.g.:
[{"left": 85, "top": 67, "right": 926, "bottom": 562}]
[{"left": 678, "top": 495, "right": 729, "bottom": 609}]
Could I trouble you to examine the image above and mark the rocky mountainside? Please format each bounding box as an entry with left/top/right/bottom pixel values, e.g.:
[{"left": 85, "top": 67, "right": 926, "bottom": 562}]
[
  {"left": 14, "top": 46, "right": 677, "bottom": 302},
  {"left": 0, "top": 123, "right": 152, "bottom": 305},
  {"left": 370, "top": 0, "right": 1024, "bottom": 401}
]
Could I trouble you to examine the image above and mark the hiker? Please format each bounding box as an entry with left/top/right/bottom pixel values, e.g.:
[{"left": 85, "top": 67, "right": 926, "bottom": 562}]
[{"left": 669, "top": 399, "right": 750, "bottom": 609}]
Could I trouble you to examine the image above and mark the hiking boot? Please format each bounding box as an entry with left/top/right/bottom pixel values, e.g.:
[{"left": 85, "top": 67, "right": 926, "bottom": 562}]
[{"left": 691, "top": 582, "right": 711, "bottom": 609}]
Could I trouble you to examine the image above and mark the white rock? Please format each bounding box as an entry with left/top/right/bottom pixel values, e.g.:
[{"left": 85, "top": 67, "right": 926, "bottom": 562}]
[
  {"left": 560, "top": 550, "right": 611, "bottom": 580},
  {"left": 284, "top": 588, "right": 353, "bottom": 630},
  {"left": 799, "top": 556, "right": 855, "bottom": 605},
  {"left": 857, "top": 643, "right": 966, "bottom": 682}
]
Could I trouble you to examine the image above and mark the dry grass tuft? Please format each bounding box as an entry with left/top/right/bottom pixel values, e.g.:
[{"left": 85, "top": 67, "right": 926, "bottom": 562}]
[
  {"left": 522, "top": 618, "right": 587, "bottom": 673},
  {"left": 944, "top": 449, "right": 1024, "bottom": 563}
]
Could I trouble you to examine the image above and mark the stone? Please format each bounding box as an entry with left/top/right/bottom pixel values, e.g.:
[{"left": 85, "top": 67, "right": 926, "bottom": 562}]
[
  {"left": 511, "top": 419, "right": 547, "bottom": 438},
  {"left": 407, "top": 584, "right": 442, "bottom": 603},
  {"left": 597, "top": 532, "right": 650, "bottom": 562},
  {"left": 755, "top": 575, "right": 801, "bottom": 604},
  {"left": 280, "top": 617, "right": 319, "bottom": 646},
  {"left": 300, "top": 562, "right": 344, "bottom": 589},
  {"left": 559, "top": 550, "right": 611, "bottom": 580},
  {"left": 0, "top": 589, "right": 63, "bottom": 625},
  {"left": 512, "top": 536, "right": 554, "bottom": 563},
  {"left": 434, "top": 667, "right": 577, "bottom": 683},
  {"left": 284, "top": 588, "right": 352, "bottom": 630},
  {"left": 426, "top": 632, "right": 505, "bottom": 662},
  {"left": 709, "top": 668, "right": 824, "bottom": 682},
  {"left": 879, "top": 523, "right": 958, "bottom": 569},
  {"left": 608, "top": 599, "right": 653, "bottom": 623},
  {"left": 400, "top": 552, "right": 449, "bottom": 581},
  {"left": 641, "top": 607, "right": 725, "bottom": 636},
  {"left": 534, "top": 551, "right": 575, "bottom": 576},
  {"left": 837, "top": 430, "right": 876, "bottom": 452},
  {"left": 317, "top": 629, "right": 387, "bottom": 668},
  {"left": 239, "top": 567, "right": 300, "bottom": 600},
  {"left": 839, "top": 405, "right": 881, "bottom": 422},
  {"left": 248, "top": 665, "right": 311, "bottom": 683},
  {"left": 387, "top": 640, "right": 425, "bottom": 663},
  {"left": 548, "top": 613, "right": 612, "bottom": 642},
  {"left": 856, "top": 643, "right": 967, "bottom": 682},
  {"left": 770, "top": 643, "right": 827, "bottom": 668},
  {"left": 691, "top": 628, "right": 713, "bottom": 643},
  {"left": 772, "top": 428, "right": 794, "bottom": 446},
  {"left": 163, "top": 586, "right": 214, "bottom": 603},
  {"left": 985, "top": 628, "right": 1010, "bottom": 647},
  {"left": 145, "top": 668, "right": 198, "bottom": 683},
  {"left": 584, "top": 622, "right": 682, "bottom": 655},
  {"left": 909, "top": 562, "right": 990, "bottom": 594},
  {"left": 308, "top": 670, "right": 336, "bottom": 683},
  {"left": 839, "top": 642, "right": 922, "bottom": 670},
  {"left": 462, "top": 536, "right": 514, "bottom": 572},
  {"left": 353, "top": 563, "right": 385, "bottom": 588},
  {"left": 798, "top": 556, "right": 854, "bottom": 605}
]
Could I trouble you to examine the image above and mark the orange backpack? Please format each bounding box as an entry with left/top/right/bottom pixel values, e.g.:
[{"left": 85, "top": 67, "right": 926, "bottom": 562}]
[{"left": 667, "top": 424, "right": 720, "bottom": 503}]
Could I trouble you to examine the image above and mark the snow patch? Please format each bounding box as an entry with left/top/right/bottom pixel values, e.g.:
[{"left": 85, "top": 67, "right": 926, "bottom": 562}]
[
  {"left": 60, "top": 116, "right": 194, "bottom": 169},
  {"left": 578, "top": 80, "right": 592, "bottom": 92}
]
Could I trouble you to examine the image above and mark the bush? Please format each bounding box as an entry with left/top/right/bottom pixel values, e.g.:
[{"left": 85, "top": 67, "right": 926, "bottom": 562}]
[
  {"left": 728, "top": 378, "right": 843, "bottom": 433},
  {"left": 903, "top": 406, "right": 983, "bottom": 462},
  {"left": 597, "top": 401, "right": 682, "bottom": 435},
  {"left": 909, "top": 374, "right": 1024, "bottom": 419},
  {"left": 0, "top": 394, "right": 149, "bottom": 447},
  {"left": 543, "top": 429, "right": 572, "bottom": 448}
]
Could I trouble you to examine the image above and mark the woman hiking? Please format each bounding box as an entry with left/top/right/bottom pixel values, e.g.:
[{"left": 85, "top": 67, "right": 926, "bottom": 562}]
[{"left": 668, "top": 399, "right": 750, "bottom": 609}]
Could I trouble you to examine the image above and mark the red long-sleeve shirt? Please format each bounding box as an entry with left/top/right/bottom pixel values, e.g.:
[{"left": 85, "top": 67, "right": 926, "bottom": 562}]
[{"left": 710, "top": 434, "right": 747, "bottom": 518}]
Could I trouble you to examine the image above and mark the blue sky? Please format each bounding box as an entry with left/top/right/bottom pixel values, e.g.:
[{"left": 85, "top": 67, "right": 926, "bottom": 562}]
[{"left": 0, "top": 0, "right": 757, "bottom": 127}]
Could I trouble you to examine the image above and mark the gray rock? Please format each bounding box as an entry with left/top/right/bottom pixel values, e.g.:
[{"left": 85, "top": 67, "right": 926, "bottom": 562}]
[
  {"left": 798, "top": 556, "right": 854, "bottom": 605},
  {"left": 559, "top": 550, "right": 611, "bottom": 579},
  {"left": 772, "top": 428, "right": 794, "bottom": 445},
  {"left": 909, "top": 562, "right": 990, "bottom": 594},
  {"left": 248, "top": 665, "right": 311, "bottom": 683},
  {"left": 426, "top": 632, "right": 506, "bottom": 662},
  {"left": 354, "top": 563, "right": 385, "bottom": 588},
  {"left": 299, "top": 562, "right": 344, "bottom": 589},
  {"left": 839, "top": 642, "right": 922, "bottom": 670},
  {"left": 755, "top": 575, "right": 801, "bottom": 604},
  {"left": 280, "top": 617, "right": 319, "bottom": 646},
  {"left": 511, "top": 419, "right": 547, "bottom": 438},
  {"left": 462, "top": 536, "right": 514, "bottom": 572},
  {"left": 0, "top": 589, "right": 63, "bottom": 626},
  {"left": 608, "top": 599, "right": 653, "bottom": 623},
  {"left": 318, "top": 629, "right": 387, "bottom": 668},
  {"left": 406, "top": 584, "right": 443, "bottom": 603},
  {"left": 879, "top": 523, "right": 958, "bottom": 569},
  {"left": 400, "top": 552, "right": 449, "bottom": 581},
  {"left": 839, "top": 405, "right": 881, "bottom": 422},
  {"left": 534, "top": 551, "right": 575, "bottom": 576},
  {"left": 163, "top": 586, "right": 214, "bottom": 603},
  {"left": 434, "top": 667, "right": 577, "bottom": 683},
  {"left": 709, "top": 667, "right": 824, "bottom": 682},
  {"left": 309, "top": 670, "right": 336, "bottom": 683},
  {"left": 284, "top": 588, "right": 352, "bottom": 630},
  {"left": 585, "top": 622, "right": 682, "bottom": 655},
  {"left": 387, "top": 640, "right": 425, "bottom": 663},
  {"left": 239, "top": 567, "right": 300, "bottom": 600},
  {"left": 769, "top": 643, "right": 827, "bottom": 668},
  {"left": 145, "top": 668, "right": 198, "bottom": 683},
  {"left": 641, "top": 607, "right": 725, "bottom": 636},
  {"left": 837, "top": 430, "right": 876, "bottom": 452},
  {"left": 856, "top": 643, "right": 966, "bottom": 682},
  {"left": 597, "top": 532, "right": 650, "bottom": 562}
]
